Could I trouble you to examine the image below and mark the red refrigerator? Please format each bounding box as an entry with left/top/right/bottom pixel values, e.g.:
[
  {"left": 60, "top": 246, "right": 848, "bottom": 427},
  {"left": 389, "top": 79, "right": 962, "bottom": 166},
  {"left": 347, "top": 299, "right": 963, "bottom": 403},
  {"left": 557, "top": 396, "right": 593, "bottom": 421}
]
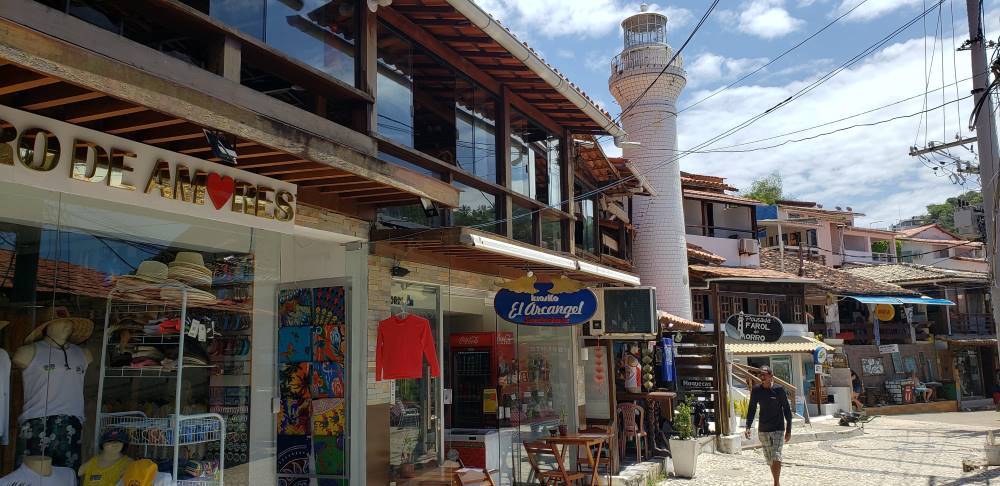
[{"left": 448, "top": 332, "right": 515, "bottom": 428}]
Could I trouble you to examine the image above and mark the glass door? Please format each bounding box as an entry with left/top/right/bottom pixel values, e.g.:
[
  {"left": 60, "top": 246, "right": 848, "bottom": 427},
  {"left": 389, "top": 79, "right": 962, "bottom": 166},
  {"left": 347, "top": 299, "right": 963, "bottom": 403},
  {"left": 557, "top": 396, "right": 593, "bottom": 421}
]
[{"left": 389, "top": 282, "right": 443, "bottom": 475}]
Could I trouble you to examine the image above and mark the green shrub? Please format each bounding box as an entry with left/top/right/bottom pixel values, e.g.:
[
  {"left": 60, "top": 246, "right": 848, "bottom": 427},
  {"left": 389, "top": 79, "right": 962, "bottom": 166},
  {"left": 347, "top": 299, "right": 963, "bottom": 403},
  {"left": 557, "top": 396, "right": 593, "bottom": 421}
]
[{"left": 674, "top": 397, "right": 695, "bottom": 440}]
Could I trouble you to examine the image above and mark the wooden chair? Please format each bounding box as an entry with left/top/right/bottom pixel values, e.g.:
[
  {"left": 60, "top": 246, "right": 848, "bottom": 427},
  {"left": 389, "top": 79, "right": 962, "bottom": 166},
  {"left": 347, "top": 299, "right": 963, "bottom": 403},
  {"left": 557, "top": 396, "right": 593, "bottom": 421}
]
[
  {"left": 523, "top": 441, "right": 586, "bottom": 485},
  {"left": 616, "top": 402, "right": 648, "bottom": 463},
  {"left": 453, "top": 468, "right": 497, "bottom": 486},
  {"left": 579, "top": 415, "right": 619, "bottom": 475}
]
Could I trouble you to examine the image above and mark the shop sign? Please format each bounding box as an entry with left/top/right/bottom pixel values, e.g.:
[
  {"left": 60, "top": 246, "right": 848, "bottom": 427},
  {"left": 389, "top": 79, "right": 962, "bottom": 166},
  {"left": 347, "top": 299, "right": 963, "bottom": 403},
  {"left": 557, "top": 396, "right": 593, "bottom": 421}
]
[
  {"left": 724, "top": 313, "right": 783, "bottom": 342},
  {"left": 681, "top": 378, "right": 713, "bottom": 390},
  {"left": 814, "top": 346, "right": 828, "bottom": 363},
  {"left": 493, "top": 274, "right": 597, "bottom": 326},
  {"left": 0, "top": 105, "right": 296, "bottom": 232},
  {"left": 875, "top": 304, "right": 895, "bottom": 321},
  {"left": 878, "top": 344, "right": 899, "bottom": 354}
]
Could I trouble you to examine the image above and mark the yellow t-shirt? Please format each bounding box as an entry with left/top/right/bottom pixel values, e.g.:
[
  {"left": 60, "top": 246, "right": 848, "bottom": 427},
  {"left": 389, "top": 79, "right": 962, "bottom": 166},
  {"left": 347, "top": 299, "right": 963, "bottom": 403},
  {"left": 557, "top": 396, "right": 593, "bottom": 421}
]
[{"left": 79, "top": 456, "right": 134, "bottom": 486}]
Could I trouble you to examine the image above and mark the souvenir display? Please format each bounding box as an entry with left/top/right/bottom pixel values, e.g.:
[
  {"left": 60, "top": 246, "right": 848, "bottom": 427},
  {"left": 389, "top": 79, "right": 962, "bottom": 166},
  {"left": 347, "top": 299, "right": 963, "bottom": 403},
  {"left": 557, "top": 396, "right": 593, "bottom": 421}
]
[{"left": 277, "top": 286, "right": 350, "bottom": 484}]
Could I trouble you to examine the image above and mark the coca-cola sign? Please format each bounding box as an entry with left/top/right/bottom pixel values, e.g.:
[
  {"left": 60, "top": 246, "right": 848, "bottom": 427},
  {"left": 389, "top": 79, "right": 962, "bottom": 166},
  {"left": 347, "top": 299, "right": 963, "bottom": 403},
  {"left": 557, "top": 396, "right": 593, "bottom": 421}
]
[
  {"left": 725, "top": 313, "right": 784, "bottom": 342},
  {"left": 493, "top": 274, "right": 597, "bottom": 326}
]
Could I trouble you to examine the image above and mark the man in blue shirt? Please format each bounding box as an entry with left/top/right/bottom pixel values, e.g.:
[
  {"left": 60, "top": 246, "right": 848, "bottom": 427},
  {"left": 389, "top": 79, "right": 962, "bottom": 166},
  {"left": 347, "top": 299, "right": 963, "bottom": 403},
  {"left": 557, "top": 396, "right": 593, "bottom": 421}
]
[{"left": 744, "top": 365, "right": 793, "bottom": 486}]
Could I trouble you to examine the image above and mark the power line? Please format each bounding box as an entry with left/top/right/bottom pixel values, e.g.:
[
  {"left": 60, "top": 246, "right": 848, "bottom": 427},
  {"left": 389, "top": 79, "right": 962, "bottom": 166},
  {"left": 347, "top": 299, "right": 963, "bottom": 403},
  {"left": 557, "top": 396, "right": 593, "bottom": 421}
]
[{"left": 677, "top": 0, "right": 872, "bottom": 115}]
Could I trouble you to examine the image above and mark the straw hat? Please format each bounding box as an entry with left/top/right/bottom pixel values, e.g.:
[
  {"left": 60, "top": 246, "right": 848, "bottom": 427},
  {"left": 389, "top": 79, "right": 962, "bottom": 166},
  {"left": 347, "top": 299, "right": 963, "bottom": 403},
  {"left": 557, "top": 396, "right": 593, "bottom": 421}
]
[
  {"left": 24, "top": 307, "right": 94, "bottom": 344},
  {"left": 116, "top": 261, "right": 169, "bottom": 288},
  {"left": 168, "top": 252, "right": 212, "bottom": 286}
]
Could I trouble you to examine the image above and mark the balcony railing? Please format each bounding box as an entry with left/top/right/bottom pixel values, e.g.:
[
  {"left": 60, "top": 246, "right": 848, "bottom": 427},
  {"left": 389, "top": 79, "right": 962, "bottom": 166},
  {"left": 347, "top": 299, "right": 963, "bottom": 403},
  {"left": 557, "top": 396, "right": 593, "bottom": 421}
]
[
  {"left": 611, "top": 46, "right": 687, "bottom": 74},
  {"left": 685, "top": 224, "right": 755, "bottom": 239},
  {"left": 952, "top": 313, "right": 995, "bottom": 335}
]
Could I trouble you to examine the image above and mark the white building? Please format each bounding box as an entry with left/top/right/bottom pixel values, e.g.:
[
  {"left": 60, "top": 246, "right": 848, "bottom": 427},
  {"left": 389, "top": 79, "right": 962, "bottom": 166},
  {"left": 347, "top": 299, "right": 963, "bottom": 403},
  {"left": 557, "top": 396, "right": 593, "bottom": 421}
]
[
  {"left": 609, "top": 5, "right": 691, "bottom": 317},
  {"left": 896, "top": 223, "right": 987, "bottom": 273}
]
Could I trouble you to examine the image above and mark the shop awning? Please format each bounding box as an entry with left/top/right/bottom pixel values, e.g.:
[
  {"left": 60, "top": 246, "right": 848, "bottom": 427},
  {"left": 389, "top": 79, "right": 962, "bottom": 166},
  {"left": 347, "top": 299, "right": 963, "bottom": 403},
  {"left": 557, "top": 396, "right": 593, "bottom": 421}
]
[
  {"left": 371, "top": 227, "right": 641, "bottom": 285},
  {"left": 726, "top": 336, "right": 834, "bottom": 355},
  {"left": 846, "top": 296, "right": 955, "bottom": 306}
]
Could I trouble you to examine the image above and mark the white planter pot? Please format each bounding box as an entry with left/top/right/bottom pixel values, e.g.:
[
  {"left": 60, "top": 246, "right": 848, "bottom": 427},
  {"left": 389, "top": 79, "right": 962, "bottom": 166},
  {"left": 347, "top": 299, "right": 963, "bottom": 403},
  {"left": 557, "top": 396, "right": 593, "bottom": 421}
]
[{"left": 669, "top": 438, "right": 700, "bottom": 478}]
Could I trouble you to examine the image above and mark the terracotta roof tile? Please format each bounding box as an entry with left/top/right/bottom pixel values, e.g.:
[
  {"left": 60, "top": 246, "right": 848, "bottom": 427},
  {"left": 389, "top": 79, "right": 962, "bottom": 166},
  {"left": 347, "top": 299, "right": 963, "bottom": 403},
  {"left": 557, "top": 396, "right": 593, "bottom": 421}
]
[
  {"left": 758, "top": 248, "right": 917, "bottom": 296},
  {"left": 688, "top": 264, "right": 814, "bottom": 282},
  {"left": 683, "top": 188, "right": 763, "bottom": 206},
  {"left": 687, "top": 243, "right": 726, "bottom": 265},
  {"left": 658, "top": 310, "right": 703, "bottom": 332},
  {"left": 680, "top": 171, "right": 737, "bottom": 192},
  {"left": 842, "top": 263, "right": 987, "bottom": 284}
]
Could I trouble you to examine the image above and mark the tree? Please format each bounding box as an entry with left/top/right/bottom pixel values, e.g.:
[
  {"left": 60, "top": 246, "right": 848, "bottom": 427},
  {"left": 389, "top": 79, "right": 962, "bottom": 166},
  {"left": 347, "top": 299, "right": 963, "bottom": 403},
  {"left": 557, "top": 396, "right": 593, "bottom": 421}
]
[
  {"left": 744, "top": 171, "right": 783, "bottom": 204},
  {"left": 921, "top": 190, "right": 982, "bottom": 232}
]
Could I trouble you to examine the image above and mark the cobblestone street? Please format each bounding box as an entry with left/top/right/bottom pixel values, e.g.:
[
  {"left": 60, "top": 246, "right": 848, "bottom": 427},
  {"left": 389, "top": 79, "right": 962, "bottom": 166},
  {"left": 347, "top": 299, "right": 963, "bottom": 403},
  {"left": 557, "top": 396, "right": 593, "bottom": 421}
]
[{"left": 666, "top": 412, "right": 1000, "bottom": 485}]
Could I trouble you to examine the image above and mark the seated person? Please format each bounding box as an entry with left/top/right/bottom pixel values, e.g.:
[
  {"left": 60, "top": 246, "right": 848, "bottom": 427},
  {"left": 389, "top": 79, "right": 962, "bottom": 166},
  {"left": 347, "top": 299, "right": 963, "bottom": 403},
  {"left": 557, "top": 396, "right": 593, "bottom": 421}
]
[{"left": 911, "top": 372, "right": 933, "bottom": 402}]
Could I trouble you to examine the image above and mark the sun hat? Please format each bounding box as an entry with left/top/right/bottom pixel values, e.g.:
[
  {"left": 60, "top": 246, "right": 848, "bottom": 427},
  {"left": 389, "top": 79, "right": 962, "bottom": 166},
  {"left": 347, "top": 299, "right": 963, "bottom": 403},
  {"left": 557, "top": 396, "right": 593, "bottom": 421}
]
[
  {"left": 168, "top": 252, "right": 212, "bottom": 277},
  {"left": 24, "top": 307, "right": 94, "bottom": 344},
  {"left": 119, "top": 261, "right": 169, "bottom": 284}
]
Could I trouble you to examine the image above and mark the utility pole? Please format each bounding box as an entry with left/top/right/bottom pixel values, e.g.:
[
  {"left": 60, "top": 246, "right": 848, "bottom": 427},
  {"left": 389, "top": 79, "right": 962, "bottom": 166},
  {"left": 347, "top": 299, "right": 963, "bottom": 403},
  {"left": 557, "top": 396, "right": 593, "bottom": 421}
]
[{"left": 965, "top": 0, "right": 1000, "bottom": 357}]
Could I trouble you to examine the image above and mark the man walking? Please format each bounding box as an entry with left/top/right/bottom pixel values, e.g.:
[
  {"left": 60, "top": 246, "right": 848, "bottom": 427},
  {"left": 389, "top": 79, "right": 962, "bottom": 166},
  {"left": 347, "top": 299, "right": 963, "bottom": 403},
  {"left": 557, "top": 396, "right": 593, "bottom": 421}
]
[{"left": 744, "top": 365, "right": 793, "bottom": 486}]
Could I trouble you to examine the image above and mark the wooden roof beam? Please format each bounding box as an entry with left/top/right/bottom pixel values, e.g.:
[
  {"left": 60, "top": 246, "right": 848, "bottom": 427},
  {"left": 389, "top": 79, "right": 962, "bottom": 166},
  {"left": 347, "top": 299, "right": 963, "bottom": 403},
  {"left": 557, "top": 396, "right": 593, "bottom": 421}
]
[
  {"left": 378, "top": 7, "right": 565, "bottom": 135},
  {"left": 98, "top": 112, "right": 186, "bottom": 135},
  {"left": 281, "top": 172, "right": 359, "bottom": 183},
  {"left": 0, "top": 66, "right": 59, "bottom": 95},
  {"left": 14, "top": 83, "right": 104, "bottom": 110},
  {"left": 62, "top": 99, "right": 147, "bottom": 123}
]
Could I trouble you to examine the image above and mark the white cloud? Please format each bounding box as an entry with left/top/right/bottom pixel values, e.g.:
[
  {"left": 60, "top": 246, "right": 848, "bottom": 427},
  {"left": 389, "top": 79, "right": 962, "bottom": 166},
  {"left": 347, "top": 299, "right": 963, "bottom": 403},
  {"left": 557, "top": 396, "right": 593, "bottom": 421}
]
[
  {"left": 556, "top": 49, "right": 576, "bottom": 59},
  {"left": 660, "top": 35, "right": 977, "bottom": 227},
  {"left": 833, "top": 0, "right": 922, "bottom": 22},
  {"left": 472, "top": 0, "right": 692, "bottom": 39},
  {"left": 720, "top": 0, "right": 806, "bottom": 39},
  {"left": 686, "top": 53, "right": 770, "bottom": 88}
]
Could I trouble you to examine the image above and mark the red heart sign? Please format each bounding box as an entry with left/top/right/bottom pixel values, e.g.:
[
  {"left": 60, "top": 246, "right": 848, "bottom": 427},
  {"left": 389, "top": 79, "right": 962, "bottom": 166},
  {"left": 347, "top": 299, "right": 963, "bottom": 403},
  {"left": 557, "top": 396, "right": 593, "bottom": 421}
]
[{"left": 206, "top": 173, "right": 235, "bottom": 210}]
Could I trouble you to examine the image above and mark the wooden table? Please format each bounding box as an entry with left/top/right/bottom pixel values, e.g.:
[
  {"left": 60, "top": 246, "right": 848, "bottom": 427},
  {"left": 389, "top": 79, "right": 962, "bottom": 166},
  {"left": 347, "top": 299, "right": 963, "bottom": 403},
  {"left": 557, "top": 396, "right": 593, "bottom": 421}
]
[
  {"left": 544, "top": 433, "right": 610, "bottom": 486},
  {"left": 398, "top": 466, "right": 493, "bottom": 485}
]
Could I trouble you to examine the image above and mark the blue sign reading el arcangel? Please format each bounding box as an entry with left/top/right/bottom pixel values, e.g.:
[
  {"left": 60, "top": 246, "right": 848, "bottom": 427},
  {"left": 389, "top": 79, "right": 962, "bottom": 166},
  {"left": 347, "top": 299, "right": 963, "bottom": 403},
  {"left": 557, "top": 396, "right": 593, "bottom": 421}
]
[{"left": 493, "top": 275, "right": 598, "bottom": 326}]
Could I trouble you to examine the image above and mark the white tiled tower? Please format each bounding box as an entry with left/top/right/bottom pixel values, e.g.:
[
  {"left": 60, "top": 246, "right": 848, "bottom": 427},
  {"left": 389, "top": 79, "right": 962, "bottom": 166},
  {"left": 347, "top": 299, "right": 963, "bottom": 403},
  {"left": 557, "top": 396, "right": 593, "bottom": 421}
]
[{"left": 609, "top": 5, "right": 691, "bottom": 318}]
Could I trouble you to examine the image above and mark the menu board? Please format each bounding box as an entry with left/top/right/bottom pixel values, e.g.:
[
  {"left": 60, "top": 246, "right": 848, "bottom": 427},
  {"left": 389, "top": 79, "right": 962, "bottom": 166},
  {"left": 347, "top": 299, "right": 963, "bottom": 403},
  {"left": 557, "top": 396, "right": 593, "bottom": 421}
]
[{"left": 603, "top": 288, "right": 656, "bottom": 334}]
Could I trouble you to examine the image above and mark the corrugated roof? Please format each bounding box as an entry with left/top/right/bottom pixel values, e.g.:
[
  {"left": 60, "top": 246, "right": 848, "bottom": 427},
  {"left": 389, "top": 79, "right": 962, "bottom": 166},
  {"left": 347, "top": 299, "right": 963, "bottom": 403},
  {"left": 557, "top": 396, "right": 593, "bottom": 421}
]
[
  {"left": 843, "top": 263, "right": 987, "bottom": 285},
  {"left": 688, "top": 264, "right": 815, "bottom": 282},
  {"left": 726, "top": 335, "right": 834, "bottom": 354},
  {"left": 758, "top": 248, "right": 918, "bottom": 296}
]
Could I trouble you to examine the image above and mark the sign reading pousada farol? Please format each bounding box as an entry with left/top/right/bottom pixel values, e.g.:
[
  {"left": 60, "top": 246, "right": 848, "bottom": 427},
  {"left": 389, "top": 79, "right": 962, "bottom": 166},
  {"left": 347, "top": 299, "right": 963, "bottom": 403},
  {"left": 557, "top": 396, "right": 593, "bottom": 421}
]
[
  {"left": 725, "top": 313, "right": 783, "bottom": 343},
  {"left": 493, "top": 274, "right": 597, "bottom": 326},
  {"left": 0, "top": 105, "right": 296, "bottom": 232}
]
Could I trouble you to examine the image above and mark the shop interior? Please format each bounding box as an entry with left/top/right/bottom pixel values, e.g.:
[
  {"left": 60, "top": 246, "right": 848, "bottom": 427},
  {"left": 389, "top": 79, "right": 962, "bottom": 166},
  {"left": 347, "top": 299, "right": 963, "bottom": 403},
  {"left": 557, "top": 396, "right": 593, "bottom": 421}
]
[{"left": 0, "top": 181, "right": 364, "bottom": 486}]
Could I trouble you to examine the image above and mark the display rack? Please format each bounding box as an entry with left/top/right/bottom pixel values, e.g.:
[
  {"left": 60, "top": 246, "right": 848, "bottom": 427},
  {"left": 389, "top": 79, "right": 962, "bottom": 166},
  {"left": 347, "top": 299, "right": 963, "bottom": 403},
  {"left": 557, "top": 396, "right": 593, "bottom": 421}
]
[{"left": 95, "top": 282, "right": 226, "bottom": 484}]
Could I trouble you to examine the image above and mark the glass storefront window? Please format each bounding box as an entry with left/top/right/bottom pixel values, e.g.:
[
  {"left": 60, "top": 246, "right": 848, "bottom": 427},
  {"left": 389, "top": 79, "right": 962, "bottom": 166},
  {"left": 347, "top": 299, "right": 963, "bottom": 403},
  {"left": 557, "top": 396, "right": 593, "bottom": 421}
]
[
  {"left": 509, "top": 111, "right": 562, "bottom": 205},
  {"left": 575, "top": 188, "right": 596, "bottom": 255},
  {"left": 511, "top": 204, "right": 533, "bottom": 245},
  {"left": 210, "top": 0, "right": 265, "bottom": 39},
  {"left": 266, "top": 0, "right": 356, "bottom": 84},
  {"left": 389, "top": 282, "right": 442, "bottom": 480},
  {"left": 541, "top": 215, "right": 562, "bottom": 252},
  {"left": 453, "top": 183, "right": 498, "bottom": 234},
  {"left": 377, "top": 24, "right": 499, "bottom": 185}
]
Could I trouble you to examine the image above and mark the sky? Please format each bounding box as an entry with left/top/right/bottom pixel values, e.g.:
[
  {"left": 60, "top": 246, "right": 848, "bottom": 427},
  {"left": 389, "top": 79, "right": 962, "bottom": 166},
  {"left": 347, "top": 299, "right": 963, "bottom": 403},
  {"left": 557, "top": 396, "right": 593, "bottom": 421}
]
[{"left": 471, "top": 0, "right": 1000, "bottom": 228}]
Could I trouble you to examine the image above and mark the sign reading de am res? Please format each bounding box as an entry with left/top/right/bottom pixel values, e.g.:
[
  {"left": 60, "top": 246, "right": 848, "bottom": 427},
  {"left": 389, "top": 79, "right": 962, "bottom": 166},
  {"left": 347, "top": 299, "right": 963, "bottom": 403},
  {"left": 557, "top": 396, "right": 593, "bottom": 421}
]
[{"left": 0, "top": 105, "right": 297, "bottom": 232}]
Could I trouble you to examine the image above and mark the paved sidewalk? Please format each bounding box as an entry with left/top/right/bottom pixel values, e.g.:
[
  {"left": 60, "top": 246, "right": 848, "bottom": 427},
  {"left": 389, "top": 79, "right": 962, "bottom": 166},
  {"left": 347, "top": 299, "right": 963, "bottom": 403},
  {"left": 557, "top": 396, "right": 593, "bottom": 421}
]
[{"left": 661, "top": 412, "right": 1000, "bottom": 485}]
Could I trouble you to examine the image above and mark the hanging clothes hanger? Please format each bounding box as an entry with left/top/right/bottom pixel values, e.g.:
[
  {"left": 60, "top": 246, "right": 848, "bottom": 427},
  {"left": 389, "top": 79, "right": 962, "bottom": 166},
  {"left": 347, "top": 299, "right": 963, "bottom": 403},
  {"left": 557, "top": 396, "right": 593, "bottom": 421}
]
[{"left": 395, "top": 282, "right": 409, "bottom": 320}]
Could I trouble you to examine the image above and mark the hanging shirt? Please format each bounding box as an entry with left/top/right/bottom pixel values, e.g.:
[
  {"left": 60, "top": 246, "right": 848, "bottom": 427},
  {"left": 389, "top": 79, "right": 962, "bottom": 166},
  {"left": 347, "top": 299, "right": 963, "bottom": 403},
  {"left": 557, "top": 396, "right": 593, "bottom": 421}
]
[
  {"left": 79, "top": 456, "right": 133, "bottom": 486},
  {"left": 0, "top": 464, "right": 76, "bottom": 486},
  {"left": 0, "top": 348, "right": 9, "bottom": 445},
  {"left": 375, "top": 314, "right": 440, "bottom": 381},
  {"left": 19, "top": 340, "right": 87, "bottom": 423}
]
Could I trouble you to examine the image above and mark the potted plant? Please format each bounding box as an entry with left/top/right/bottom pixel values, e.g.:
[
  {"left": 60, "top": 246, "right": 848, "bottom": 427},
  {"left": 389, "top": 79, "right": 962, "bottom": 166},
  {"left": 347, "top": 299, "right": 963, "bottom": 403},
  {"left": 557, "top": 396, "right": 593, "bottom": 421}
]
[
  {"left": 669, "top": 398, "right": 700, "bottom": 478},
  {"left": 558, "top": 409, "right": 568, "bottom": 436},
  {"left": 397, "top": 436, "right": 417, "bottom": 478}
]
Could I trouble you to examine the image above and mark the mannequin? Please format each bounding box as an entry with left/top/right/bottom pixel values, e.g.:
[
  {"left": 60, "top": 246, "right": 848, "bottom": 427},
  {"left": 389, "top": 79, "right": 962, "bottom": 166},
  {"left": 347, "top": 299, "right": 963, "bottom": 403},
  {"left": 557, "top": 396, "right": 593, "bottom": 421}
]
[
  {"left": 22, "top": 456, "right": 52, "bottom": 477},
  {"left": 78, "top": 432, "right": 133, "bottom": 486},
  {"left": 13, "top": 319, "right": 92, "bottom": 470}
]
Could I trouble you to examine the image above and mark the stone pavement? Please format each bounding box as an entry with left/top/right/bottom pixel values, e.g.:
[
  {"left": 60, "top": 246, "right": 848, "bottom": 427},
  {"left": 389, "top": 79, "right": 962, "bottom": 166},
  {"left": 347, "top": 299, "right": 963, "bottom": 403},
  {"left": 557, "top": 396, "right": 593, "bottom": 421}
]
[{"left": 661, "top": 412, "right": 1000, "bottom": 485}]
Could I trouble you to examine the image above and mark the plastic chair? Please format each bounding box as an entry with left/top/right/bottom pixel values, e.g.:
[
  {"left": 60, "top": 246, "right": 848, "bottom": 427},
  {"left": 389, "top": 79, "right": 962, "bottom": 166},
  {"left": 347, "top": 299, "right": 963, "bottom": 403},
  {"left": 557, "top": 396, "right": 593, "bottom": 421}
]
[
  {"left": 523, "top": 441, "right": 585, "bottom": 485},
  {"left": 616, "top": 402, "right": 648, "bottom": 463}
]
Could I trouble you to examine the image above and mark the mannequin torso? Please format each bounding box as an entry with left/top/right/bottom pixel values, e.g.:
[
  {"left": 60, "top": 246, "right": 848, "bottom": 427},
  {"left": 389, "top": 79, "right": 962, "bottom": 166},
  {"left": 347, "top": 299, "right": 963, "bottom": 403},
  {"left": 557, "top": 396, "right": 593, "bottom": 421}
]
[
  {"left": 78, "top": 442, "right": 132, "bottom": 486},
  {"left": 23, "top": 456, "right": 52, "bottom": 477}
]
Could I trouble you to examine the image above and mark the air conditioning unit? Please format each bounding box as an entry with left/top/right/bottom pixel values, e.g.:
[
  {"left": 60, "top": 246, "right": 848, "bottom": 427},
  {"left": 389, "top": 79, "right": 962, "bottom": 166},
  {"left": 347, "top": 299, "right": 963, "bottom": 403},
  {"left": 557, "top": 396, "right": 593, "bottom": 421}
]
[
  {"left": 738, "top": 238, "right": 760, "bottom": 255},
  {"left": 587, "top": 287, "right": 657, "bottom": 336}
]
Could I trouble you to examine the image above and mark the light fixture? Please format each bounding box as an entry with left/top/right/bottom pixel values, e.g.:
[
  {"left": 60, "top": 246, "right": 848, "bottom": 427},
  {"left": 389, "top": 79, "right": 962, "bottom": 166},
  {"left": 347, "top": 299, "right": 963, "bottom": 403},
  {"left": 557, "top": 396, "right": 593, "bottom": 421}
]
[
  {"left": 203, "top": 130, "right": 238, "bottom": 165},
  {"left": 618, "top": 141, "right": 642, "bottom": 147},
  {"left": 465, "top": 234, "right": 577, "bottom": 270},
  {"left": 574, "top": 139, "right": 596, "bottom": 148},
  {"left": 420, "top": 197, "right": 439, "bottom": 218},
  {"left": 391, "top": 264, "right": 410, "bottom": 277},
  {"left": 576, "top": 261, "right": 641, "bottom": 285}
]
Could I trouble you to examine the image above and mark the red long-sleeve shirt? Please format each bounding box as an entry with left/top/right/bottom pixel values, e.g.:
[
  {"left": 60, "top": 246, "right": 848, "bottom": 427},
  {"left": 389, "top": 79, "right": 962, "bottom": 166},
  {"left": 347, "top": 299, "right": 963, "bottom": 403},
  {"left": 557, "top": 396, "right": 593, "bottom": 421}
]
[{"left": 376, "top": 314, "right": 440, "bottom": 381}]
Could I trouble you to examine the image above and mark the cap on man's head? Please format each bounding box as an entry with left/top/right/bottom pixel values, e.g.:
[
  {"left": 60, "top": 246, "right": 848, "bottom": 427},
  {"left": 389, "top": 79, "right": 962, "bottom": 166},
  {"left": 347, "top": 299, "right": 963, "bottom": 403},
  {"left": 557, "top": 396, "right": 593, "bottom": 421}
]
[{"left": 759, "top": 365, "right": 773, "bottom": 375}]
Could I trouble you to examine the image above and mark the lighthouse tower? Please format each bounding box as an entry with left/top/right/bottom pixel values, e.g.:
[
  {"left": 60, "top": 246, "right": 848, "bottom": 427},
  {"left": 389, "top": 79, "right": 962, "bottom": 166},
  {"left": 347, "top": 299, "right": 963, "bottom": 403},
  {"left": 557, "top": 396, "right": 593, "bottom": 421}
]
[{"left": 609, "top": 4, "right": 691, "bottom": 318}]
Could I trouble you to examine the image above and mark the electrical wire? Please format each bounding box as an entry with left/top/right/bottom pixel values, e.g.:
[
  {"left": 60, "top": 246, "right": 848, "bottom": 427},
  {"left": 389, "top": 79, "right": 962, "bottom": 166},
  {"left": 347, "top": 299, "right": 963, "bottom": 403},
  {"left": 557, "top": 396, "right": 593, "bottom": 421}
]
[{"left": 676, "top": 0, "right": 871, "bottom": 115}]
